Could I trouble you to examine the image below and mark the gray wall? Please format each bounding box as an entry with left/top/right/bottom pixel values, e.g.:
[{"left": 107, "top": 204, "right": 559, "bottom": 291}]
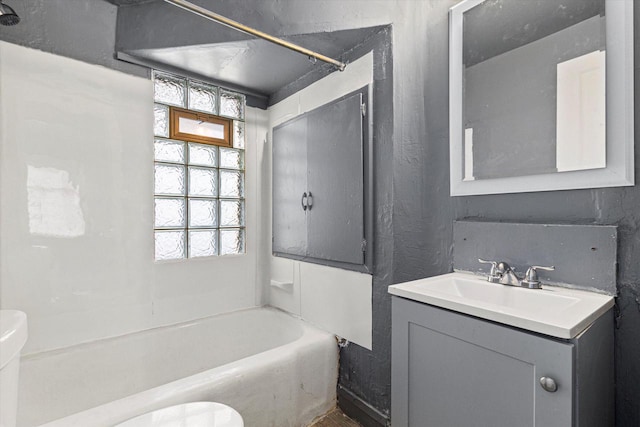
[
  {"left": 0, "top": 0, "right": 146, "bottom": 78},
  {"left": 2, "top": 1, "right": 639, "bottom": 426}
]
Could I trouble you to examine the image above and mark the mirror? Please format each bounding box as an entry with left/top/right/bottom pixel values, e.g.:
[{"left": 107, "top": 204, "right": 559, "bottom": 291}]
[{"left": 449, "top": 0, "right": 634, "bottom": 196}]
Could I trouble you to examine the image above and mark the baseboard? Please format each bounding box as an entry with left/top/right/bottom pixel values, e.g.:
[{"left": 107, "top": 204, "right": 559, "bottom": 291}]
[{"left": 337, "top": 385, "right": 389, "bottom": 427}]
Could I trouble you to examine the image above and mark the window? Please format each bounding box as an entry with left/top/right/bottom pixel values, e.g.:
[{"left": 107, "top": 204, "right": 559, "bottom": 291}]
[
  {"left": 152, "top": 71, "right": 246, "bottom": 260},
  {"left": 170, "top": 107, "right": 232, "bottom": 147}
]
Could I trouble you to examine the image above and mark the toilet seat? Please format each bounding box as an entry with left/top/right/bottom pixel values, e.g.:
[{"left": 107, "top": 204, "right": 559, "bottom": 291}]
[{"left": 115, "top": 402, "right": 244, "bottom": 427}]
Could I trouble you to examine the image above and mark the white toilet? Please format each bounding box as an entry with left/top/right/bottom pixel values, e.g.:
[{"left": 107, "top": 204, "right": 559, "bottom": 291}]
[
  {"left": 115, "top": 402, "right": 244, "bottom": 427},
  {"left": 0, "top": 310, "right": 28, "bottom": 427}
]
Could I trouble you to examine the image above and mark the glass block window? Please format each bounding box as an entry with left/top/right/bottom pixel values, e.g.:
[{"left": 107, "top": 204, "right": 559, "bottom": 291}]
[{"left": 153, "top": 71, "right": 246, "bottom": 260}]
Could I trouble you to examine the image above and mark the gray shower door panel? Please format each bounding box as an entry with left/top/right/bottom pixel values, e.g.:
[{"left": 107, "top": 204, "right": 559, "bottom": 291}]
[
  {"left": 306, "top": 93, "right": 364, "bottom": 265},
  {"left": 272, "top": 116, "right": 308, "bottom": 257}
]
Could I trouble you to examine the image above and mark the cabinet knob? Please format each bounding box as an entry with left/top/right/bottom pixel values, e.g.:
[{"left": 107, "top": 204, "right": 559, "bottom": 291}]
[{"left": 539, "top": 376, "right": 558, "bottom": 393}]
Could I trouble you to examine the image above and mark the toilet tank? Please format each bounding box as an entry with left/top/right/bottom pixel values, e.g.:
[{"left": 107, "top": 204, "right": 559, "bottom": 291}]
[{"left": 0, "top": 310, "right": 28, "bottom": 427}]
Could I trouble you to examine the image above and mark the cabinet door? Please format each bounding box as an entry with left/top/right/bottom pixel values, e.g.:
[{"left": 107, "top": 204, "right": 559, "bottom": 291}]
[
  {"left": 272, "top": 116, "right": 308, "bottom": 256},
  {"left": 392, "top": 297, "right": 574, "bottom": 427},
  {"left": 306, "top": 92, "right": 364, "bottom": 265}
]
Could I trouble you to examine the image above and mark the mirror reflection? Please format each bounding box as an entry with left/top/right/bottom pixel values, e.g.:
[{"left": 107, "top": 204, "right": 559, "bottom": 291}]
[{"left": 462, "top": 0, "right": 606, "bottom": 181}]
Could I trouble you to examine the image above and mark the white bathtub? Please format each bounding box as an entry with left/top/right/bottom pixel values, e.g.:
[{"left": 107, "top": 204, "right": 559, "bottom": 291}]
[{"left": 17, "top": 307, "right": 338, "bottom": 427}]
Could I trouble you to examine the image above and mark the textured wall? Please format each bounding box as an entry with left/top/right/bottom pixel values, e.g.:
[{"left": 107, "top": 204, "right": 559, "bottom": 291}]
[
  {"left": 334, "top": 29, "right": 394, "bottom": 421},
  {"left": 0, "top": 0, "right": 146, "bottom": 77}
]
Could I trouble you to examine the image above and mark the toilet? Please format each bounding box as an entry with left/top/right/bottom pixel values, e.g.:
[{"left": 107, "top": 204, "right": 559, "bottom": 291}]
[
  {"left": 115, "top": 402, "right": 244, "bottom": 427},
  {"left": 0, "top": 310, "right": 28, "bottom": 427}
]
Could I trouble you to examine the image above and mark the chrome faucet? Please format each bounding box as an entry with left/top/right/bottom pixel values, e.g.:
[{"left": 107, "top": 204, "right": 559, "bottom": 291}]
[
  {"left": 497, "top": 262, "right": 521, "bottom": 286},
  {"left": 478, "top": 259, "right": 554, "bottom": 289}
]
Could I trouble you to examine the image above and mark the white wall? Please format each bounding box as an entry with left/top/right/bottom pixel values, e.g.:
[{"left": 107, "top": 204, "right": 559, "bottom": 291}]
[
  {"left": 265, "top": 53, "right": 374, "bottom": 350},
  {"left": 0, "top": 42, "right": 265, "bottom": 354}
]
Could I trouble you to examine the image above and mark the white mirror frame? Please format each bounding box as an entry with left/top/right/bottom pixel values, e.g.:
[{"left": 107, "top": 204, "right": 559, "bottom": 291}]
[{"left": 449, "top": 0, "right": 634, "bottom": 196}]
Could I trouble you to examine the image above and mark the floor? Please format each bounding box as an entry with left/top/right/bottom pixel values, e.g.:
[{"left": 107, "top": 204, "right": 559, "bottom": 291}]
[{"left": 310, "top": 408, "right": 361, "bottom": 427}]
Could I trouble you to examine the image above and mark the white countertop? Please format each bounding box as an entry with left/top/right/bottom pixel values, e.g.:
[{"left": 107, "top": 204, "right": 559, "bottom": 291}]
[{"left": 388, "top": 272, "right": 614, "bottom": 339}]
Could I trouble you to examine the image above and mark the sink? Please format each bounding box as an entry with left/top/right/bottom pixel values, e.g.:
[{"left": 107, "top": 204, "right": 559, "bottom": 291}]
[{"left": 388, "top": 272, "right": 614, "bottom": 339}]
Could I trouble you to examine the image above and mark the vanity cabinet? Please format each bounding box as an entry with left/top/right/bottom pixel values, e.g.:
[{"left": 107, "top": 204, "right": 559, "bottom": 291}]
[
  {"left": 272, "top": 87, "right": 372, "bottom": 272},
  {"left": 391, "top": 296, "right": 614, "bottom": 427}
]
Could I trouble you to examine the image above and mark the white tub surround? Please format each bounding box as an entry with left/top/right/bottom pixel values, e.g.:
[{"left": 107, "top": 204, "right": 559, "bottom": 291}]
[
  {"left": 0, "top": 41, "right": 266, "bottom": 354},
  {"left": 18, "top": 307, "right": 337, "bottom": 427}
]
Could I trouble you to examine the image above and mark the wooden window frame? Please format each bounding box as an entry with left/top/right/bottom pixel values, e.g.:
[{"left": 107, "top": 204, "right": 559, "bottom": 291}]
[{"left": 169, "top": 106, "right": 232, "bottom": 147}]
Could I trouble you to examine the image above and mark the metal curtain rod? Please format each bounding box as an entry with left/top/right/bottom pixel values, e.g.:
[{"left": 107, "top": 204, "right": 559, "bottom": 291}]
[{"left": 162, "top": 0, "right": 347, "bottom": 71}]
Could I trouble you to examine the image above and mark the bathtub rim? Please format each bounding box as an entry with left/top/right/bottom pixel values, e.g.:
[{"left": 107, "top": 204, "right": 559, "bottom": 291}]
[
  {"left": 29, "top": 306, "right": 337, "bottom": 427},
  {"left": 20, "top": 305, "right": 304, "bottom": 360}
]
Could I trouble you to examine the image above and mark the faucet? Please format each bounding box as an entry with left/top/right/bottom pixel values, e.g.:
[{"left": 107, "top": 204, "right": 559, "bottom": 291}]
[
  {"left": 496, "top": 262, "right": 521, "bottom": 286},
  {"left": 478, "top": 259, "right": 554, "bottom": 289}
]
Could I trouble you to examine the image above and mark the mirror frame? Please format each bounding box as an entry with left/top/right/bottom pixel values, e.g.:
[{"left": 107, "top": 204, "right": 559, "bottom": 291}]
[{"left": 449, "top": 0, "right": 634, "bottom": 196}]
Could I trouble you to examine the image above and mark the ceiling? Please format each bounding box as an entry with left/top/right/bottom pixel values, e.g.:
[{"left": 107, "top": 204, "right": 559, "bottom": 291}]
[
  {"left": 110, "top": 0, "right": 382, "bottom": 106},
  {"left": 127, "top": 27, "right": 379, "bottom": 98}
]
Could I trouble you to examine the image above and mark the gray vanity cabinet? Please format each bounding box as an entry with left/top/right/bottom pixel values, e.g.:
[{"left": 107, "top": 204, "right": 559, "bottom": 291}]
[
  {"left": 272, "top": 87, "right": 371, "bottom": 272},
  {"left": 391, "top": 296, "right": 614, "bottom": 427}
]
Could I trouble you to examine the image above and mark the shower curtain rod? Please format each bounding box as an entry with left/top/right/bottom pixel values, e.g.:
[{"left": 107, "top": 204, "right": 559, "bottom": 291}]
[{"left": 162, "top": 0, "right": 347, "bottom": 71}]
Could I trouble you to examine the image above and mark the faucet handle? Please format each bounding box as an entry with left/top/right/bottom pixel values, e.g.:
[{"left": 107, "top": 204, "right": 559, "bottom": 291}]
[
  {"left": 530, "top": 265, "right": 555, "bottom": 272},
  {"left": 478, "top": 259, "right": 500, "bottom": 282},
  {"left": 521, "top": 265, "right": 555, "bottom": 289}
]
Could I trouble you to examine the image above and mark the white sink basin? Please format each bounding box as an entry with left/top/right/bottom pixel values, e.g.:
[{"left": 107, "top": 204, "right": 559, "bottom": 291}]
[{"left": 388, "top": 272, "right": 614, "bottom": 339}]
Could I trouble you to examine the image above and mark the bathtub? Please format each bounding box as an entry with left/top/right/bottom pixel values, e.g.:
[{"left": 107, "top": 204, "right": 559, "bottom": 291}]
[{"left": 17, "top": 307, "right": 338, "bottom": 427}]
